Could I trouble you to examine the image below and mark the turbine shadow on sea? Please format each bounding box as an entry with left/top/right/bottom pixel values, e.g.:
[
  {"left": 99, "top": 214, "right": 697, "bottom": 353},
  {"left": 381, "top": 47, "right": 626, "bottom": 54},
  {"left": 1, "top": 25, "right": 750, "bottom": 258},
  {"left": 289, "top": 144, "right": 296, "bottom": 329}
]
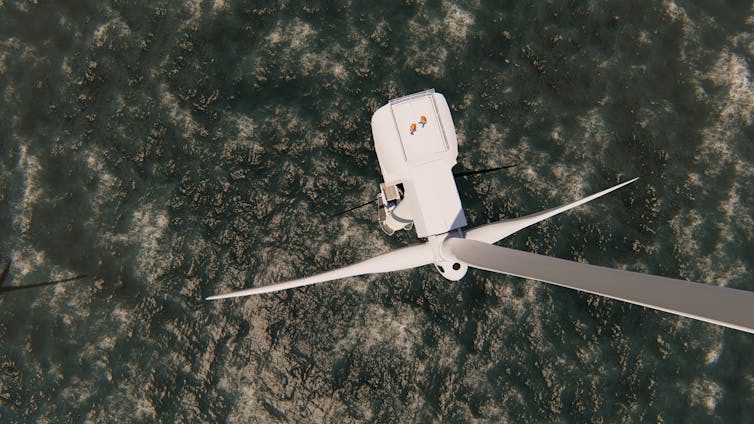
[{"left": 0, "top": 256, "right": 91, "bottom": 294}]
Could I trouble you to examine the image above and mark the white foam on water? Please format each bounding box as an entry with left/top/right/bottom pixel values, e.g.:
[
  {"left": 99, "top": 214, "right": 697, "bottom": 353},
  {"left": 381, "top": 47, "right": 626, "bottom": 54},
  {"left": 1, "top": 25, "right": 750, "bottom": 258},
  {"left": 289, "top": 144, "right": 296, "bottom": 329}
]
[
  {"left": 300, "top": 48, "right": 351, "bottom": 82},
  {"left": 703, "top": 50, "right": 753, "bottom": 128},
  {"left": 158, "top": 82, "right": 202, "bottom": 140},
  {"left": 219, "top": 114, "right": 260, "bottom": 163},
  {"left": 211, "top": 0, "right": 229, "bottom": 12},
  {"left": 442, "top": 1, "right": 476, "bottom": 45},
  {"left": 111, "top": 306, "right": 134, "bottom": 330},
  {"left": 511, "top": 151, "right": 590, "bottom": 217},
  {"left": 576, "top": 108, "right": 611, "bottom": 162},
  {"left": 98, "top": 204, "right": 170, "bottom": 286},
  {"left": 0, "top": 50, "right": 8, "bottom": 75},
  {"left": 230, "top": 113, "right": 255, "bottom": 141},
  {"left": 689, "top": 377, "right": 722, "bottom": 413},
  {"left": 549, "top": 163, "right": 589, "bottom": 204},
  {"left": 164, "top": 322, "right": 193, "bottom": 373},
  {"left": 663, "top": 0, "right": 696, "bottom": 41},
  {"left": 222, "top": 347, "right": 306, "bottom": 421},
  {"left": 90, "top": 17, "right": 131, "bottom": 49},
  {"left": 691, "top": 37, "right": 753, "bottom": 181},
  {"left": 257, "top": 104, "right": 319, "bottom": 150},
  {"left": 669, "top": 209, "right": 748, "bottom": 288},
  {"left": 234, "top": 215, "right": 390, "bottom": 296},
  {"left": 9, "top": 247, "right": 45, "bottom": 279},
  {"left": 180, "top": 0, "right": 230, "bottom": 25},
  {"left": 14, "top": 145, "right": 42, "bottom": 236},
  {"left": 405, "top": 27, "right": 447, "bottom": 77},
  {"left": 486, "top": 107, "right": 601, "bottom": 212},
  {"left": 474, "top": 123, "right": 511, "bottom": 166},
  {"left": 403, "top": 3, "right": 477, "bottom": 78},
  {"left": 703, "top": 340, "right": 722, "bottom": 365},
  {"left": 6, "top": 145, "right": 58, "bottom": 281},
  {"left": 134, "top": 397, "right": 157, "bottom": 421},
  {"left": 333, "top": 218, "right": 390, "bottom": 254},
  {"left": 84, "top": 146, "right": 122, "bottom": 217},
  {"left": 213, "top": 239, "right": 428, "bottom": 420},
  {"left": 59, "top": 377, "right": 93, "bottom": 407},
  {"left": 265, "top": 19, "right": 315, "bottom": 51},
  {"left": 671, "top": 36, "right": 754, "bottom": 305},
  {"left": 248, "top": 245, "right": 305, "bottom": 289},
  {"left": 718, "top": 182, "right": 754, "bottom": 241},
  {"left": 0, "top": 36, "right": 33, "bottom": 87},
  {"left": 538, "top": 106, "right": 628, "bottom": 216},
  {"left": 337, "top": 303, "right": 421, "bottom": 357},
  {"left": 637, "top": 30, "right": 652, "bottom": 46}
]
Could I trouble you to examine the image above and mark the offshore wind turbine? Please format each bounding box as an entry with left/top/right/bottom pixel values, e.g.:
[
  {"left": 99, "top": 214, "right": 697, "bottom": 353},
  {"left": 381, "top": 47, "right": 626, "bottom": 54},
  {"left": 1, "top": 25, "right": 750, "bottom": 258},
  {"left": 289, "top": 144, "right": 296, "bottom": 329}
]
[{"left": 207, "top": 90, "right": 754, "bottom": 334}]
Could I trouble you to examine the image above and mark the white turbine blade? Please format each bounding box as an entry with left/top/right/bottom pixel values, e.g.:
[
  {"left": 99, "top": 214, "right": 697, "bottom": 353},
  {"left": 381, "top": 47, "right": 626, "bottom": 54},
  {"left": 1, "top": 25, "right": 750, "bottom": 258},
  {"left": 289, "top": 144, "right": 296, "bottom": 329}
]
[
  {"left": 447, "top": 238, "right": 754, "bottom": 334},
  {"left": 466, "top": 178, "right": 639, "bottom": 244},
  {"left": 206, "top": 243, "right": 433, "bottom": 300}
]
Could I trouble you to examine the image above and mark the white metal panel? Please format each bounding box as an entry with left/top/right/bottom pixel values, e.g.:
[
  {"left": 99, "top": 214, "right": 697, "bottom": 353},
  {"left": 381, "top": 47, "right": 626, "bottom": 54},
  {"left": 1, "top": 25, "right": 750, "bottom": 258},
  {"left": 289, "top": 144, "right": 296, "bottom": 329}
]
[{"left": 406, "top": 161, "right": 467, "bottom": 237}]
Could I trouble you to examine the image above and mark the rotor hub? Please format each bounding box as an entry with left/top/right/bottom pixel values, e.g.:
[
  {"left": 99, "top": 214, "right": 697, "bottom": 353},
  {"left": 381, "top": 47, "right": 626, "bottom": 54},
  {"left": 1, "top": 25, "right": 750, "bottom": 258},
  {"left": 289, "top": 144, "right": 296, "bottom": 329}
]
[{"left": 428, "top": 230, "right": 468, "bottom": 281}]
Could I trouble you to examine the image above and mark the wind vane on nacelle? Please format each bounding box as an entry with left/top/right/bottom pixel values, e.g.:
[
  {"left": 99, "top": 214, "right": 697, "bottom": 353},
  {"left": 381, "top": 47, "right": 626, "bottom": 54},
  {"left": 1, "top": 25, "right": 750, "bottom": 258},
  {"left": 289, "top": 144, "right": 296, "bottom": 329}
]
[{"left": 207, "top": 89, "right": 754, "bottom": 335}]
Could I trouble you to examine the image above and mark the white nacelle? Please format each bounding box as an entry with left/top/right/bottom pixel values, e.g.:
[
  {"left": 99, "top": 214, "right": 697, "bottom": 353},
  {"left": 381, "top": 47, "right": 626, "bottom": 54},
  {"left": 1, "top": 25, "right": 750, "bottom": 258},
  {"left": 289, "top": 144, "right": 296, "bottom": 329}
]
[{"left": 371, "top": 90, "right": 467, "bottom": 239}]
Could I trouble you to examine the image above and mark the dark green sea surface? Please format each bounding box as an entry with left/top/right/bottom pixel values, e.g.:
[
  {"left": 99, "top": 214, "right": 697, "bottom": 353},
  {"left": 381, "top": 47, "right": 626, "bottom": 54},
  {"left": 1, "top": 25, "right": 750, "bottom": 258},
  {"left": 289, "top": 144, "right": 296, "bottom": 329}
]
[{"left": 1, "top": 0, "right": 753, "bottom": 421}]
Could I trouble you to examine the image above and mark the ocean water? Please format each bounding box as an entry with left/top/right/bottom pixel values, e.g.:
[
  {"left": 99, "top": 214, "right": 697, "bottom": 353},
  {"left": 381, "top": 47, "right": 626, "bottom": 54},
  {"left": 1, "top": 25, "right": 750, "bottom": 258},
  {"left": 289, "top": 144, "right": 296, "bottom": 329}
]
[{"left": 1, "top": 0, "right": 753, "bottom": 421}]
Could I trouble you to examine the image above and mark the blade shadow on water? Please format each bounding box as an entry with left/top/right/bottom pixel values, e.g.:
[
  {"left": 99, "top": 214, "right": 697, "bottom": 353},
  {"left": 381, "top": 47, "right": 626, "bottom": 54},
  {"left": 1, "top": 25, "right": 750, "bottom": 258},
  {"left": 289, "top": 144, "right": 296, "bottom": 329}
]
[
  {"left": 0, "top": 256, "right": 92, "bottom": 294},
  {"left": 452, "top": 163, "right": 520, "bottom": 178},
  {"left": 0, "top": 259, "right": 10, "bottom": 286}
]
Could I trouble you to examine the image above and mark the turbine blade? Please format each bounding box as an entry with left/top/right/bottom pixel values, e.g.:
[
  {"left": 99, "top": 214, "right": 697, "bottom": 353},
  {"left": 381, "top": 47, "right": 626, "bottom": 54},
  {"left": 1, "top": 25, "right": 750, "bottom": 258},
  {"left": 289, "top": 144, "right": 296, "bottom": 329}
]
[
  {"left": 206, "top": 242, "right": 433, "bottom": 300},
  {"left": 447, "top": 238, "right": 754, "bottom": 334},
  {"left": 466, "top": 178, "right": 638, "bottom": 244}
]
